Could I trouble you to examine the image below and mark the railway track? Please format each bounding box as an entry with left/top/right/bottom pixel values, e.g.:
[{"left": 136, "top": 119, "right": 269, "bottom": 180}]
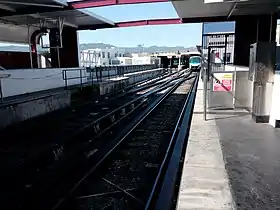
[
  {"left": 0, "top": 70, "right": 174, "bottom": 164},
  {"left": 0, "top": 69, "right": 191, "bottom": 209},
  {"left": 50, "top": 73, "right": 198, "bottom": 210}
]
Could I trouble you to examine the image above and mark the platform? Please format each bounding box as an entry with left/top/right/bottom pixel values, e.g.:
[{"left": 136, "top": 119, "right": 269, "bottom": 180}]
[{"left": 177, "top": 78, "right": 280, "bottom": 209}]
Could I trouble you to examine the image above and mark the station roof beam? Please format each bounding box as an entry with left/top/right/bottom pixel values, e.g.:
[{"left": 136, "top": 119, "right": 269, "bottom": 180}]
[
  {"left": 0, "top": 0, "right": 115, "bottom": 43},
  {"left": 0, "top": 0, "right": 64, "bottom": 8},
  {"left": 0, "top": 0, "right": 71, "bottom": 17},
  {"left": 173, "top": 0, "right": 280, "bottom": 23},
  {"left": 116, "top": 18, "right": 182, "bottom": 27},
  {"left": 0, "top": 9, "right": 114, "bottom": 30},
  {"left": 79, "top": 18, "right": 182, "bottom": 30},
  {"left": 69, "top": 0, "right": 169, "bottom": 9}
]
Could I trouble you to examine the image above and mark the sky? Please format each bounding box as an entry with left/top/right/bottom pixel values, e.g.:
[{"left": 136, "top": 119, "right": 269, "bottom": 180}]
[
  {"left": 0, "top": 2, "right": 202, "bottom": 48},
  {"left": 78, "top": 2, "right": 202, "bottom": 47}
]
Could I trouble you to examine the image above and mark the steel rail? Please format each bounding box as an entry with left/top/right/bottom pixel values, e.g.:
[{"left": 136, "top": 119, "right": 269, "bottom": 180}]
[
  {"left": 65, "top": 70, "right": 191, "bottom": 139},
  {"left": 145, "top": 74, "right": 199, "bottom": 210},
  {"left": 48, "top": 73, "right": 192, "bottom": 172},
  {"left": 52, "top": 73, "right": 195, "bottom": 210},
  {"left": 19, "top": 70, "right": 188, "bottom": 173},
  {"left": 16, "top": 71, "right": 192, "bottom": 210},
  {"left": 107, "top": 68, "right": 188, "bottom": 100}
]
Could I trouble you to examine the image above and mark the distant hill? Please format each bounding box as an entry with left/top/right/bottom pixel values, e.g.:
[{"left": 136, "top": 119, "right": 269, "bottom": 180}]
[
  {"left": 80, "top": 43, "right": 196, "bottom": 53},
  {"left": 0, "top": 43, "right": 197, "bottom": 54},
  {"left": 80, "top": 43, "right": 115, "bottom": 51}
]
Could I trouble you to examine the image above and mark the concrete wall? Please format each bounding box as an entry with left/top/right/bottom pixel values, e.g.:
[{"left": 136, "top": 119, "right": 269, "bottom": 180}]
[
  {"left": 0, "top": 90, "right": 70, "bottom": 129},
  {"left": 1, "top": 67, "right": 161, "bottom": 98},
  {"left": 1, "top": 68, "right": 87, "bottom": 98},
  {"left": 234, "top": 71, "right": 253, "bottom": 110}
]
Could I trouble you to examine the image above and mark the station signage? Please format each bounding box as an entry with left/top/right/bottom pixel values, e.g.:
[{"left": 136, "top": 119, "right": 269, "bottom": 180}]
[{"left": 213, "top": 72, "right": 233, "bottom": 92}]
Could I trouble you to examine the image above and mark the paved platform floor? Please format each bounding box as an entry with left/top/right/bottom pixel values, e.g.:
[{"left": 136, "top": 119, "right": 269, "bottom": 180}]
[{"left": 177, "top": 79, "right": 280, "bottom": 210}]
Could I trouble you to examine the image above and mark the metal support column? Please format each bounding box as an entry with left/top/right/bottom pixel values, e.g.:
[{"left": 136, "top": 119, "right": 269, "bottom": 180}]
[
  {"left": 203, "top": 68, "right": 207, "bottom": 121},
  {"left": 204, "top": 47, "right": 211, "bottom": 121},
  {"left": 224, "top": 35, "right": 228, "bottom": 65},
  {"left": 0, "top": 73, "right": 10, "bottom": 103},
  {"left": 0, "top": 79, "right": 3, "bottom": 103}
]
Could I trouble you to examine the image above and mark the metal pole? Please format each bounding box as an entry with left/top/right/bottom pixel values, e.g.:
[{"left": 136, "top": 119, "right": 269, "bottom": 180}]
[
  {"left": 80, "top": 69, "right": 82, "bottom": 88},
  {"left": 204, "top": 47, "right": 211, "bottom": 121},
  {"left": 64, "top": 70, "right": 68, "bottom": 89},
  {"left": 269, "top": 13, "right": 273, "bottom": 42},
  {"left": 96, "top": 67, "right": 98, "bottom": 82},
  {"left": 178, "top": 56, "right": 181, "bottom": 71},
  {"left": 94, "top": 51, "right": 97, "bottom": 67},
  {"left": 0, "top": 79, "right": 3, "bottom": 103},
  {"left": 28, "top": 25, "right": 33, "bottom": 69},
  {"left": 227, "top": 2, "right": 237, "bottom": 19},
  {"left": 201, "top": 23, "right": 205, "bottom": 46},
  {"left": 256, "top": 18, "right": 259, "bottom": 43},
  {"left": 224, "top": 35, "right": 228, "bottom": 66},
  {"left": 100, "top": 66, "right": 102, "bottom": 82},
  {"left": 57, "top": 48, "right": 60, "bottom": 68},
  {"left": 108, "top": 66, "right": 110, "bottom": 79},
  {"left": 91, "top": 68, "right": 94, "bottom": 87},
  {"left": 203, "top": 67, "right": 207, "bottom": 121}
]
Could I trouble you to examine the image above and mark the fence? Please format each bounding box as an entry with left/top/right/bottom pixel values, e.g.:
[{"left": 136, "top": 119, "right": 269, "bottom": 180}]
[
  {"left": 202, "top": 33, "right": 235, "bottom": 72},
  {"left": 62, "top": 64, "right": 160, "bottom": 89}
]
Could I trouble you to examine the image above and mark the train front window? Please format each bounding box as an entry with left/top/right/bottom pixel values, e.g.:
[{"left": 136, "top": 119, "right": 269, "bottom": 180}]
[
  {"left": 190, "top": 57, "right": 201, "bottom": 64},
  {"left": 172, "top": 59, "right": 179, "bottom": 65}
]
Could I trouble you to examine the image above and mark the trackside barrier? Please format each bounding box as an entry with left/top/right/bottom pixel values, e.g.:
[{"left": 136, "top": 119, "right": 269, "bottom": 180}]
[
  {"left": 145, "top": 74, "right": 199, "bottom": 210},
  {"left": 62, "top": 64, "right": 160, "bottom": 89}
]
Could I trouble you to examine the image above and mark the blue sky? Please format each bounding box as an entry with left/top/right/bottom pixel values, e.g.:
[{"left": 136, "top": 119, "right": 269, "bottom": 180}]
[{"left": 79, "top": 2, "right": 202, "bottom": 47}]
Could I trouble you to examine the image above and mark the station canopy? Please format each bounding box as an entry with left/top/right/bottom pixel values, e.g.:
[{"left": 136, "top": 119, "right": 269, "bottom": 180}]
[
  {"left": 0, "top": 0, "right": 114, "bottom": 43},
  {"left": 173, "top": 0, "right": 279, "bottom": 22},
  {"left": 0, "top": 0, "right": 279, "bottom": 43}
]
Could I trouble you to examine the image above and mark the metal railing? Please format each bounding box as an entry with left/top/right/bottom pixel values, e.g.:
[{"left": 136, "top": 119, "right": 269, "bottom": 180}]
[
  {"left": 62, "top": 67, "right": 88, "bottom": 89},
  {"left": 62, "top": 64, "right": 160, "bottom": 89}
]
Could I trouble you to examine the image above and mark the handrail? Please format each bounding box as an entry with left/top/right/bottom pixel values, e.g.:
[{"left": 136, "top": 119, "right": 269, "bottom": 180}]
[
  {"left": 62, "top": 64, "right": 161, "bottom": 89},
  {"left": 145, "top": 74, "right": 199, "bottom": 210}
]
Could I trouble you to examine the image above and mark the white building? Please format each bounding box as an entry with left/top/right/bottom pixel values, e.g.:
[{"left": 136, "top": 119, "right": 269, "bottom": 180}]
[
  {"left": 80, "top": 47, "right": 125, "bottom": 67},
  {"left": 81, "top": 49, "right": 161, "bottom": 67},
  {"left": 118, "top": 57, "right": 133, "bottom": 65},
  {"left": 132, "top": 56, "right": 160, "bottom": 65}
]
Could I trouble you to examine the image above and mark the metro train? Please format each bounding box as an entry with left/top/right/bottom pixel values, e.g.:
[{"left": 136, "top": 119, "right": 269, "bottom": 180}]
[
  {"left": 189, "top": 56, "right": 201, "bottom": 72},
  {"left": 180, "top": 52, "right": 201, "bottom": 71},
  {"left": 157, "top": 51, "right": 202, "bottom": 70}
]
